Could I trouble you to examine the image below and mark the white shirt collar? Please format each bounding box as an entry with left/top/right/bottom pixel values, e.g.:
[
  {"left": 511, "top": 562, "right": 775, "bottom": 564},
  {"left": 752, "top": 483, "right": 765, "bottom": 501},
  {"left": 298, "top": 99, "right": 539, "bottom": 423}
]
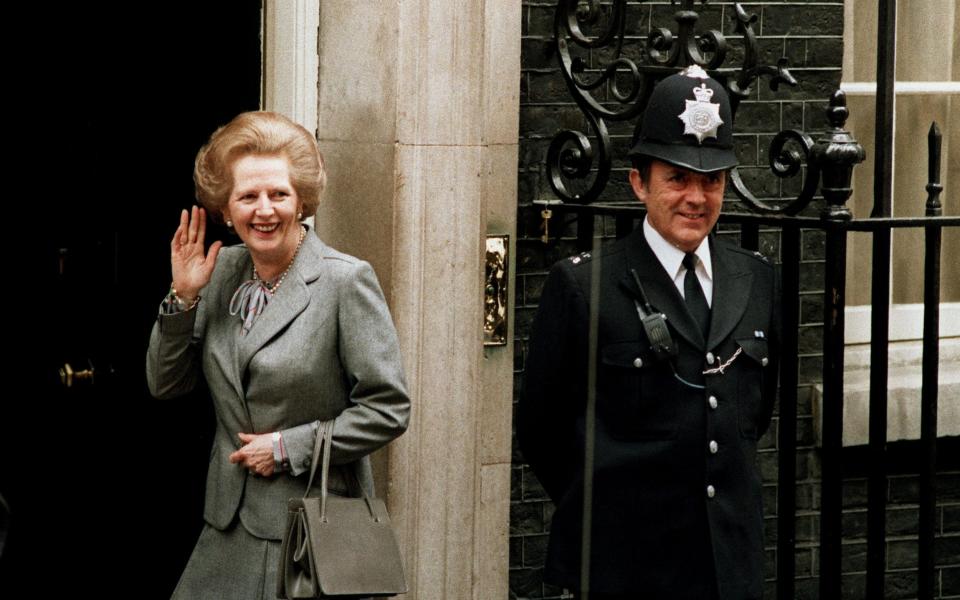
[{"left": 642, "top": 217, "right": 712, "bottom": 282}]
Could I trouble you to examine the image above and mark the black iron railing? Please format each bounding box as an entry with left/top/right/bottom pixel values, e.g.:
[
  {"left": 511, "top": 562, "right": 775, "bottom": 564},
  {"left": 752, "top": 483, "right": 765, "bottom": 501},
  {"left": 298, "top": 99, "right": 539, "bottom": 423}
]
[
  {"left": 563, "top": 155, "right": 958, "bottom": 600},
  {"left": 539, "top": 1, "right": 958, "bottom": 598}
]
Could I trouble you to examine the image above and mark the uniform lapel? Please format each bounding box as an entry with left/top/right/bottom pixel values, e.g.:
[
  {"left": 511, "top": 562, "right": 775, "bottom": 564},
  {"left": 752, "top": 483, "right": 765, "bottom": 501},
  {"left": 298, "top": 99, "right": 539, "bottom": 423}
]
[
  {"left": 706, "top": 238, "right": 753, "bottom": 350},
  {"left": 236, "top": 229, "right": 324, "bottom": 379},
  {"left": 619, "top": 227, "right": 706, "bottom": 351}
]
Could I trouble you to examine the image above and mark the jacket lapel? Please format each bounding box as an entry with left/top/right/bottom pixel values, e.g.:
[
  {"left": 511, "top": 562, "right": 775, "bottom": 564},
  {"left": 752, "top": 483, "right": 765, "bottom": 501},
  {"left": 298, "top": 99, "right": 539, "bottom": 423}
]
[
  {"left": 215, "top": 251, "right": 250, "bottom": 402},
  {"left": 619, "top": 228, "right": 706, "bottom": 351},
  {"left": 236, "top": 229, "right": 325, "bottom": 378},
  {"left": 199, "top": 250, "right": 255, "bottom": 432},
  {"left": 706, "top": 238, "right": 753, "bottom": 350}
]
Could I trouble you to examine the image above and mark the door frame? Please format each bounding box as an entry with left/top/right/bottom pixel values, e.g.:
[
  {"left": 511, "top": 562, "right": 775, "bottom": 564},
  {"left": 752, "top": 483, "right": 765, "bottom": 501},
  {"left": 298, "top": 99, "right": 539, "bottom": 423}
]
[{"left": 262, "top": 0, "right": 320, "bottom": 133}]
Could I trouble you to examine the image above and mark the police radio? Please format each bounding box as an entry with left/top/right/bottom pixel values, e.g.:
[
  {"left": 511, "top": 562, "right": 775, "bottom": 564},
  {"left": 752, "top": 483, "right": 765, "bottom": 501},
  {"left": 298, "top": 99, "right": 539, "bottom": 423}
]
[
  {"left": 629, "top": 268, "right": 713, "bottom": 391},
  {"left": 629, "top": 268, "right": 677, "bottom": 362}
]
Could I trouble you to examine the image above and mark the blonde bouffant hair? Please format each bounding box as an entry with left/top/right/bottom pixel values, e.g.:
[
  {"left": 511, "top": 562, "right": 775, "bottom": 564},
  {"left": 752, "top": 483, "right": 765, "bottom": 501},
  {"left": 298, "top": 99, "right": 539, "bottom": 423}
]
[{"left": 193, "top": 111, "right": 326, "bottom": 223}]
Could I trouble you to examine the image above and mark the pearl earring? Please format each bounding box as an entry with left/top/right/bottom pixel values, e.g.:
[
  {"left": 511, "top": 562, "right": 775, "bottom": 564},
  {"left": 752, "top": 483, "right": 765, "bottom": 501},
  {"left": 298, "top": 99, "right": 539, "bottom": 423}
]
[
  {"left": 297, "top": 212, "right": 303, "bottom": 220},
  {"left": 226, "top": 219, "right": 233, "bottom": 228}
]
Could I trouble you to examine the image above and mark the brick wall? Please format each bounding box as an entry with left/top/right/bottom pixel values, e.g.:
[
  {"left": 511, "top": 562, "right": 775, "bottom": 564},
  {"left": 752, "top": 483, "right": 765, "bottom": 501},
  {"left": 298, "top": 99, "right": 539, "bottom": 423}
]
[{"left": 511, "top": 2, "right": 960, "bottom": 598}]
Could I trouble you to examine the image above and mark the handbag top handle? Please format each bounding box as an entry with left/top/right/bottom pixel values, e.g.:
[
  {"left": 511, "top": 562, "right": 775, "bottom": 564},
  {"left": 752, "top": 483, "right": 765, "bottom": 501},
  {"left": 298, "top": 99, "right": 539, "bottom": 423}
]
[{"left": 302, "top": 419, "right": 380, "bottom": 522}]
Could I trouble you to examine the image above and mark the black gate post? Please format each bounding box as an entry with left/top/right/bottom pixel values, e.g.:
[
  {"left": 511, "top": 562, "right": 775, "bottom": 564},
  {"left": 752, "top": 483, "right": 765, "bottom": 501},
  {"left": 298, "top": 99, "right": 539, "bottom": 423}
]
[
  {"left": 918, "top": 123, "right": 944, "bottom": 600},
  {"left": 811, "top": 91, "right": 866, "bottom": 598},
  {"left": 776, "top": 225, "right": 800, "bottom": 600},
  {"left": 819, "top": 222, "right": 847, "bottom": 598},
  {"left": 867, "top": 3, "right": 896, "bottom": 591},
  {"left": 867, "top": 222, "right": 891, "bottom": 599}
]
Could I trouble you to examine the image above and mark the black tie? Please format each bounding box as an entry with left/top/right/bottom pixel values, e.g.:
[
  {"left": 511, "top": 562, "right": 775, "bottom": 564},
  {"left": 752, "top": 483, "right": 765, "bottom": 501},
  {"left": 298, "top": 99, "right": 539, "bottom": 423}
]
[{"left": 683, "top": 252, "right": 710, "bottom": 338}]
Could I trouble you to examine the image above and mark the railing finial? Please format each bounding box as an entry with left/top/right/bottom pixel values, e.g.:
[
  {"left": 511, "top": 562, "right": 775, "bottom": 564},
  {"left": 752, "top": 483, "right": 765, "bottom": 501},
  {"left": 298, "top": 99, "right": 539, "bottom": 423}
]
[
  {"left": 926, "top": 122, "right": 943, "bottom": 217},
  {"left": 813, "top": 90, "right": 866, "bottom": 221}
]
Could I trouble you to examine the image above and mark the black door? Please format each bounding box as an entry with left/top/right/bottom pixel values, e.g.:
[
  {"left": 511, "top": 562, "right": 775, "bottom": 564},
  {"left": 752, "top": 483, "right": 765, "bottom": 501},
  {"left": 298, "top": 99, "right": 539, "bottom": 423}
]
[{"left": 2, "top": 3, "right": 261, "bottom": 596}]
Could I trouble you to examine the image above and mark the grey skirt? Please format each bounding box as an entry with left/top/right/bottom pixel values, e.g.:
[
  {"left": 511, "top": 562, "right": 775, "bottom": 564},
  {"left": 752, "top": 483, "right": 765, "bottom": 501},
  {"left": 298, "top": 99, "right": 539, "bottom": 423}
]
[{"left": 171, "top": 519, "right": 281, "bottom": 600}]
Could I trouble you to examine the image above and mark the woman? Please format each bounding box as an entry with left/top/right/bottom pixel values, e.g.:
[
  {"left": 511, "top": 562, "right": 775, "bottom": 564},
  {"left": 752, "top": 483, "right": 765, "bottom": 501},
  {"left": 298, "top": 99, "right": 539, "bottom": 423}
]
[{"left": 146, "top": 111, "right": 410, "bottom": 599}]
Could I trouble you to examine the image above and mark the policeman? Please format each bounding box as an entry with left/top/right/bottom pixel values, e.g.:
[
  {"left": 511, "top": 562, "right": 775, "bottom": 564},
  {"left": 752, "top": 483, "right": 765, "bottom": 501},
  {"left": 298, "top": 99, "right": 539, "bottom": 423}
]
[{"left": 519, "top": 65, "right": 780, "bottom": 600}]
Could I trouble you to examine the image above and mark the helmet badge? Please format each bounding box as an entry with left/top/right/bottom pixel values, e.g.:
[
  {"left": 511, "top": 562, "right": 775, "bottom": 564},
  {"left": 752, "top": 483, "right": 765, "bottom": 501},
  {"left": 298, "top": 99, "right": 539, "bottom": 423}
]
[{"left": 678, "top": 83, "right": 724, "bottom": 144}]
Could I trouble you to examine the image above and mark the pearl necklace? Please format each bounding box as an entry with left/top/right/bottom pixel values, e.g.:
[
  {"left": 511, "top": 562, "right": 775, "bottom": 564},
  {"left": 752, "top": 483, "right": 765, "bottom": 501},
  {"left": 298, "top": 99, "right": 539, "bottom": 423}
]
[
  {"left": 229, "top": 226, "right": 307, "bottom": 334},
  {"left": 255, "top": 225, "right": 307, "bottom": 294}
]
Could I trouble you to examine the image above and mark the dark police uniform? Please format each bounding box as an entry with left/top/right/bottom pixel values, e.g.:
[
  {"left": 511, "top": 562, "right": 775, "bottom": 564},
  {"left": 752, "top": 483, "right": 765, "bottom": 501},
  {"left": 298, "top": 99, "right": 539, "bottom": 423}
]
[
  {"left": 518, "top": 66, "right": 781, "bottom": 599},
  {"left": 520, "top": 229, "right": 779, "bottom": 598}
]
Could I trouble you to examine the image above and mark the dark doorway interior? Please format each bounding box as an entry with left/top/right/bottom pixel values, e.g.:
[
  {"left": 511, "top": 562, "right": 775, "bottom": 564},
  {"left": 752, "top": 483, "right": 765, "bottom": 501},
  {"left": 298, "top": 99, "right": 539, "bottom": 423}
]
[{"left": 2, "top": 3, "right": 261, "bottom": 596}]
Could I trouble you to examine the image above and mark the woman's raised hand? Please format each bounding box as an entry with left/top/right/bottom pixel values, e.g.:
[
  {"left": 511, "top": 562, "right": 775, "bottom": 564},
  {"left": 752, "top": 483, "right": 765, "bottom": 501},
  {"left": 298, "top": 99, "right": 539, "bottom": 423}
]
[{"left": 171, "top": 206, "right": 223, "bottom": 300}]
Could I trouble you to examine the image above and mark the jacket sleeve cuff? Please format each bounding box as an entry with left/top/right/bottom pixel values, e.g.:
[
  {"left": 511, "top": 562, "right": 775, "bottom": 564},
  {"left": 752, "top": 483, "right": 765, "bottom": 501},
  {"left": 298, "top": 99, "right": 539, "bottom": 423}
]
[
  {"left": 155, "top": 306, "right": 198, "bottom": 335},
  {"left": 281, "top": 421, "right": 320, "bottom": 476}
]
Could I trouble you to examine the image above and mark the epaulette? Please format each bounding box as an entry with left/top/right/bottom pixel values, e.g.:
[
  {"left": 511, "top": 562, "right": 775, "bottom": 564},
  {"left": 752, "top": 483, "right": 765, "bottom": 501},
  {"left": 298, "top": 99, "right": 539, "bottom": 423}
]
[
  {"left": 728, "top": 244, "right": 771, "bottom": 265},
  {"left": 568, "top": 251, "right": 593, "bottom": 265}
]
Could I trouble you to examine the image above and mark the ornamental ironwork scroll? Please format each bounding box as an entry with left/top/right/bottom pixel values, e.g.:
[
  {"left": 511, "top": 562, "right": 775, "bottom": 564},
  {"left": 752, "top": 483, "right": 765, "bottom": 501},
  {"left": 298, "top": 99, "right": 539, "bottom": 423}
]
[{"left": 545, "top": 0, "right": 822, "bottom": 215}]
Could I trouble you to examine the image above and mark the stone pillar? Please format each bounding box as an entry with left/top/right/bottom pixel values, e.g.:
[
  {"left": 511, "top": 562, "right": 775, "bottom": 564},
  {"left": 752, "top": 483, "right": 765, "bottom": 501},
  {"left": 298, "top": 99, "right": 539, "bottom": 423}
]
[{"left": 311, "top": 2, "right": 520, "bottom": 598}]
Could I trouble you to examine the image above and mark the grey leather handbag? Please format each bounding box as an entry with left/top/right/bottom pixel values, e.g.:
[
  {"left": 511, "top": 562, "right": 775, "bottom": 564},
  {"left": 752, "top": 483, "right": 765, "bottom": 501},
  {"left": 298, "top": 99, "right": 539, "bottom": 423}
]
[{"left": 277, "top": 420, "right": 408, "bottom": 599}]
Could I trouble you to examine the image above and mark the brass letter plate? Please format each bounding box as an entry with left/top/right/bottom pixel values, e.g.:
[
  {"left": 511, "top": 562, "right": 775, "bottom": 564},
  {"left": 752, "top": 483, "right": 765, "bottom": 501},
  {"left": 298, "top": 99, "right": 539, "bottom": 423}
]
[{"left": 484, "top": 235, "right": 509, "bottom": 346}]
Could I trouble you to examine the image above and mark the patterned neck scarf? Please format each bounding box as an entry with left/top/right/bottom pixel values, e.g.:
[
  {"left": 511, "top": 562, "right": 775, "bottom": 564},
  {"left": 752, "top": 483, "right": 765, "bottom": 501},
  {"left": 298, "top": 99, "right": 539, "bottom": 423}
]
[
  {"left": 229, "top": 277, "right": 271, "bottom": 335},
  {"left": 228, "top": 226, "right": 306, "bottom": 335}
]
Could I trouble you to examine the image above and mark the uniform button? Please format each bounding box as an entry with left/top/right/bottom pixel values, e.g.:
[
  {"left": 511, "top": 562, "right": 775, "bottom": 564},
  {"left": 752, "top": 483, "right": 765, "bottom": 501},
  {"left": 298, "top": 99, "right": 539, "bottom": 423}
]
[
  {"left": 709, "top": 440, "right": 718, "bottom": 454},
  {"left": 633, "top": 357, "right": 643, "bottom": 368},
  {"left": 708, "top": 395, "right": 718, "bottom": 409},
  {"left": 303, "top": 457, "right": 312, "bottom": 468},
  {"left": 706, "top": 352, "right": 715, "bottom": 365},
  {"left": 707, "top": 485, "right": 716, "bottom": 498},
  {"left": 761, "top": 357, "right": 769, "bottom": 367}
]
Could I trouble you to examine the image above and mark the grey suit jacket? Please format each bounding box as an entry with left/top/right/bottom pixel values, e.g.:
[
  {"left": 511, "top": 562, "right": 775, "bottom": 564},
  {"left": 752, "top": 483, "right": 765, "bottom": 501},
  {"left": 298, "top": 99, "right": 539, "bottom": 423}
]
[{"left": 147, "top": 229, "right": 410, "bottom": 540}]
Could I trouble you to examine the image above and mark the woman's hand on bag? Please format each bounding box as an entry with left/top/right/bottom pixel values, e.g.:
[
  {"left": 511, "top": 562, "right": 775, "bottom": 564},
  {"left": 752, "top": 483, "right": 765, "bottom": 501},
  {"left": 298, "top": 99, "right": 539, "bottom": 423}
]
[
  {"left": 171, "top": 206, "right": 222, "bottom": 301},
  {"left": 229, "top": 432, "right": 275, "bottom": 477}
]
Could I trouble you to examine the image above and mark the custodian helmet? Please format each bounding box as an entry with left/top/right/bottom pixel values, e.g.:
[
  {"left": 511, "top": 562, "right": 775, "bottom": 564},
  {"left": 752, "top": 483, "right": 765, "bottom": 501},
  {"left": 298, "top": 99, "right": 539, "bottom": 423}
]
[{"left": 628, "top": 64, "right": 737, "bottom": 173}]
